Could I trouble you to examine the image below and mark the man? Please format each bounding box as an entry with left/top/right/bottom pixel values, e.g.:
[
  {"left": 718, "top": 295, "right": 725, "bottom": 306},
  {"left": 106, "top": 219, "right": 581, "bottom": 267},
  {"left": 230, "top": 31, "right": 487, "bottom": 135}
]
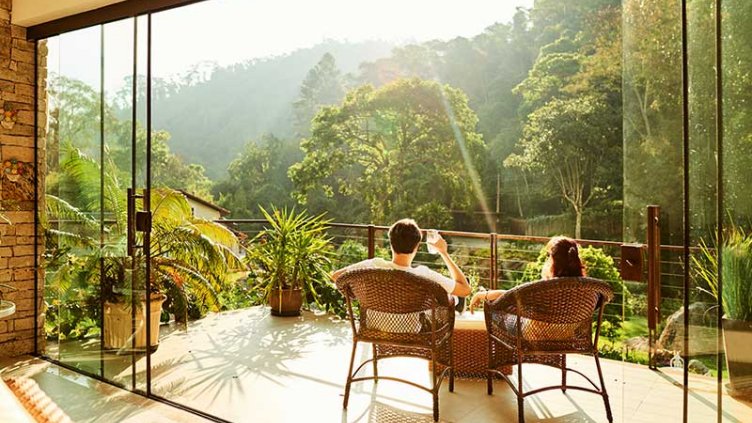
[{"left": 331, "top": 218, "right": 471, "bottom": 298}]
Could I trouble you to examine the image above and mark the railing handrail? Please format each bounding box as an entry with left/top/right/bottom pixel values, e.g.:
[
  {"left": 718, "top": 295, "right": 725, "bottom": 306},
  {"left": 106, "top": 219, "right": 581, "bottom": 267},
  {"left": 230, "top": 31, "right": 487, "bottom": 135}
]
[{"left": 217, "top": 218, "right": 643, "bottom": 249}]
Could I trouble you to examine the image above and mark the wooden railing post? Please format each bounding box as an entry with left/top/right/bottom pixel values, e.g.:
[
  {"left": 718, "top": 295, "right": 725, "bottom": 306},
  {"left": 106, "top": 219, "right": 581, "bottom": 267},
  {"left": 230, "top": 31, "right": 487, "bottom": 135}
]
[
  {"left": 647, "top": 205, "right": 662, "bottom": 370},
  {"left": 490, "top": 233, "right": 498, "bottom": 290},
  {"left": 367, "top": 225, "right": 375, "bottom": 259}
]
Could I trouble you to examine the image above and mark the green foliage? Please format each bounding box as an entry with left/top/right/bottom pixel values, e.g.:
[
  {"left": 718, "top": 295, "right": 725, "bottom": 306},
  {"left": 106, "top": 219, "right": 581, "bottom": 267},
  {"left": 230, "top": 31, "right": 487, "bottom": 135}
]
[
  {"left": 311, "top": 282, "right": 348, "bottom": 318},
  {"left": 45, "top": 145, "right": 245, "bottom": 338},
  {"left": 246, "top": 207, "right": 334, "bottom": 309},
  {"left": 51, "top": 2, "right": 630, "bottom": 240},
  {"left": 43, "top": 287, "right": 101, "bottom": 342},
  {"left": 294, "top": 53, "right": 345, "bottom": 137},
  {"left": 507, "top": 95, "right": 620, "bottom": 238},
  {"left": 213, "top": 134, "right": 300, "bottom": 217},
  {"left": 148, "top": 189, "right": 246, "bottom": 320},
  {"left": 332, "top": 240, "right": 371, "bottom": 269},
  {"left": 149, "top": 131, "right": 214, "bottom": 199},
  {"left": 48, "top": 75, "right": 213, "bottom": 201},
  {"left": 414, "top": 202, "right": 453, "bottom": 230},
  {"left": 290, "top": 78, "right": 487, "bottom": 225},
  {"left": 519, "top": 248, "right": 547, "bottom": 282},
  {"left": 622, "top": 0, "right": 684, "bottom": 243},
  {"left": 694, "top": 228, "right": 752, "bottom": 322},
  {"left": 217, "top": 278, "right": 264, "bottom": 311},
  {"left": 507, "top": 3, "right": 622, "bottom": 237},
  {"left": 127, "top": 41, "right": 395, "bottom": 179},
  {"left": 579, "top": 246, "right": 622, "bottom": 282}
]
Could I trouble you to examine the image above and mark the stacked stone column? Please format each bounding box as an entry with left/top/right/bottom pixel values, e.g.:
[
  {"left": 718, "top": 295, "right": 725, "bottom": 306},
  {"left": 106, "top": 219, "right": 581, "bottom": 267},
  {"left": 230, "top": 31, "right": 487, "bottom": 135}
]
[{"left": 0, "top": 0, "right": 47, "bottom": 357}]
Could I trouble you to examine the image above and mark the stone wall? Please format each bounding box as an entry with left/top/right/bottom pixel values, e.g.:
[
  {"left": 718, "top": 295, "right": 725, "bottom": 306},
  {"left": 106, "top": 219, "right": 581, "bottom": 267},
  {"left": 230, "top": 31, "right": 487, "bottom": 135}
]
[{"left": 0, "top": 0, "right": 46, "bottom": 357}]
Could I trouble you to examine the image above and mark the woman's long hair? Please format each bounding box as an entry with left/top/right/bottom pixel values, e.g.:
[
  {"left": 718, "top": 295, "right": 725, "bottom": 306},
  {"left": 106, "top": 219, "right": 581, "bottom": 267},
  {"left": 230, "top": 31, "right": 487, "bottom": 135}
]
[{"left": 542, "top": 236, "right": 586, "bottom": 278}]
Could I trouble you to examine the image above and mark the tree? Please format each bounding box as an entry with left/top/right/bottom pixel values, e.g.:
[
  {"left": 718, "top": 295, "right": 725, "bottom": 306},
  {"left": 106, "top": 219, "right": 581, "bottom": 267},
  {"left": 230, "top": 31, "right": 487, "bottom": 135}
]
[
  {"left": 506, "top": 96, "right": 619, "bottom": 238},
  {"left": 47, "top": 76, "right": 113, "bottom": 176},
  {"left": 47, "top": 74, "right": 214, "bottom": 201},
  {"left": 293, "top": 53, "right": 345, "bottom": 137},
  {"left": 507, "top": 3, "right": 623, "bottom": 238},
  {"left": 290, "top": 78, "right": 487, "bottom": 226},
  {"left": 213, "top": 134, "right": 299, "bottom": 218},
  {"left": 718, "top": 1, "right": 752, "bottom": 223},
  {"left": 150, "top": 131, "right": 214, "bottom": 199}
]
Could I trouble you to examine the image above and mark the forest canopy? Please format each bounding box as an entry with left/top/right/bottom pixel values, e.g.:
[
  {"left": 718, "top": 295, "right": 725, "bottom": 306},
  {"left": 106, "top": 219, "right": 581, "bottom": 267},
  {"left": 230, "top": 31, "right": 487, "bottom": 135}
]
[{"left": 47, "top": 0, "right": 682, "bottom": 241}]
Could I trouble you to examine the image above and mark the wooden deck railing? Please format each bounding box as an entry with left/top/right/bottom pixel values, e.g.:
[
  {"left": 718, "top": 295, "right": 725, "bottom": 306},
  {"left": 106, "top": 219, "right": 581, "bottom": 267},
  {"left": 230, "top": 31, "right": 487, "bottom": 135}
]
[{"left": 219, "top": 206, "right": 688, "bottom": 366}]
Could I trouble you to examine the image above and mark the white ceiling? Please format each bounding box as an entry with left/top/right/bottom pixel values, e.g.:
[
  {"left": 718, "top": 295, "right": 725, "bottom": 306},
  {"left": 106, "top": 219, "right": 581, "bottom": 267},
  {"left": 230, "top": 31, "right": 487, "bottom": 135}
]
[{"left": 12, "top": 0, "right": 125, "bottom": 27}]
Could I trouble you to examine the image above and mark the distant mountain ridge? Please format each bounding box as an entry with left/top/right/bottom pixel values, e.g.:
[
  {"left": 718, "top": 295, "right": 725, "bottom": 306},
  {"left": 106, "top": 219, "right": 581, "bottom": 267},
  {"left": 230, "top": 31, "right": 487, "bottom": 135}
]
[{"left": 151, "top": 40, "right": 397, "bottom": 179}]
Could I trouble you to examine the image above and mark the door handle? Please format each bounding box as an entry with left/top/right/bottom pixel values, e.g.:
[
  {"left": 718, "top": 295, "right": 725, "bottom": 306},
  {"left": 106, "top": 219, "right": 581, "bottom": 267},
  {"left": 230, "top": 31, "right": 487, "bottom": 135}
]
[
  {"left": 127, "top": 188, "right": 136, "bottom": 257},
  {"left": 127, "top": 188, "right": 151, "bottom": 257},
  {"left": 136, "top": 211, "right": 151, "bottom": 233}
]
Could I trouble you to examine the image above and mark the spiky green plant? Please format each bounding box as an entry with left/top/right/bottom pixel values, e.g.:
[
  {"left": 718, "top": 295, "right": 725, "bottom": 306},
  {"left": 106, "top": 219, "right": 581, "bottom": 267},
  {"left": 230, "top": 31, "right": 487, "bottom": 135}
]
[
  {"left": 246, "top": 206, "right": 333, "bottom": 309},
  {"left": 694, "top": 228, "right": 752, "bottom": 322}
]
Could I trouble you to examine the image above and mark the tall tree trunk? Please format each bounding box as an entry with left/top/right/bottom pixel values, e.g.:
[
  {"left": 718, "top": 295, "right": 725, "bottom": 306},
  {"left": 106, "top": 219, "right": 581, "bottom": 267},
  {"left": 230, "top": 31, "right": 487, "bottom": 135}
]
[{"left": 574, "top": 207, "right": 582, "bottom": 240}]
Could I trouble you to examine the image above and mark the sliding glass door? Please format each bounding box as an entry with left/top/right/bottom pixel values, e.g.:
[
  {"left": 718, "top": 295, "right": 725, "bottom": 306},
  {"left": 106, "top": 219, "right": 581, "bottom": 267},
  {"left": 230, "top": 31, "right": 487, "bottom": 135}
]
[{"left": 43, "top": 16, "right": 153, "bottom": 393}]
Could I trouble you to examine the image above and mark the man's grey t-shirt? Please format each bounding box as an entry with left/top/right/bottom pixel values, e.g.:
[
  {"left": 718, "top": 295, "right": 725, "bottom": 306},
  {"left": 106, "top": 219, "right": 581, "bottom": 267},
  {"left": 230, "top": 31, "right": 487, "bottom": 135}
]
[{"left": 341, "top": 257, "right": 456, "bottom": 294}]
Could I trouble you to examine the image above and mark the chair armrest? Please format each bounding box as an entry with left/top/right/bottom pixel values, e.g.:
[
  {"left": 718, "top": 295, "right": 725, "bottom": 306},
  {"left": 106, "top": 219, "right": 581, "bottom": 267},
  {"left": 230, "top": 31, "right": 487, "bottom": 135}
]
[{"left": 483, "top": 291, "right": 520, "bottom": 341}]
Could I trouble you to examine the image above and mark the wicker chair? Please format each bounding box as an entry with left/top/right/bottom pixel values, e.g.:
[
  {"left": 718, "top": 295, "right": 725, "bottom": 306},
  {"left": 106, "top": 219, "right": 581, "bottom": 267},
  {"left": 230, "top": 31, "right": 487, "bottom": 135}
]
[
  {"left": 483, "top": 277, "right": 614, "bottom": 423},
  {"left": 336, "top": 268, "right": 456, "bottom": 422}
]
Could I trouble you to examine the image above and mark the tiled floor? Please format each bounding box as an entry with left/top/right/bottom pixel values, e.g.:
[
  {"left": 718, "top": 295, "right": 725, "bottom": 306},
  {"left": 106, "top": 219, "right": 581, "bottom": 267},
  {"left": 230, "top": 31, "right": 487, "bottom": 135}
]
[
  {"left": 3, "top": 307, "right": 752, "bottom": 422},
  {"left": 0, "top": 356, "right": 208, "bottom": 422}
]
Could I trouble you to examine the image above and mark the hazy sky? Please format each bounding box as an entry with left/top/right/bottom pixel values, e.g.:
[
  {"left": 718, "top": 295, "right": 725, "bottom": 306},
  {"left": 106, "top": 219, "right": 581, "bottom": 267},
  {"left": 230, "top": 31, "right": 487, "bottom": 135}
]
[{"left": 47, "top": 0, "right": 533, "bottom": 91}]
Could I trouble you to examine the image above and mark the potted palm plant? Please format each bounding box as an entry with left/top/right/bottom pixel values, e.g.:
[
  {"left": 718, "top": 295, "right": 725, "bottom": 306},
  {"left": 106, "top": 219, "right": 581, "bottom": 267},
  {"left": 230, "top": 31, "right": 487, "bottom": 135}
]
[
  {"left": 46, "top": 147, "right": 244, "bottom": 350},
  {"left": 695, "top": 227, "right": 752, "bottom": 394},
  {"left": 247, "top": 207, "right": 333, "bottom": 316},
  {"left": 99, "top": 189, "right": 244, "bottom": 350}
]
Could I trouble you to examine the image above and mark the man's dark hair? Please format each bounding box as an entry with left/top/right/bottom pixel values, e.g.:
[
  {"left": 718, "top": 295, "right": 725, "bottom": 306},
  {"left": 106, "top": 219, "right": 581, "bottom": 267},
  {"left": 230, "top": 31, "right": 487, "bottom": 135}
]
[{"left": 388, "top": 219, "right": 422, "bottom": 254}]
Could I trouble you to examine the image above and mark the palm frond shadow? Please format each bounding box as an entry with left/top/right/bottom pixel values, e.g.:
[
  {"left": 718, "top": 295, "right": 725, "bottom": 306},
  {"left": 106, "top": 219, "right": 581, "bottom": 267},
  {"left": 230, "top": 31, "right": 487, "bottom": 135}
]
[{"left": 144, "top": 308, "right": 351, "bottom": 405}]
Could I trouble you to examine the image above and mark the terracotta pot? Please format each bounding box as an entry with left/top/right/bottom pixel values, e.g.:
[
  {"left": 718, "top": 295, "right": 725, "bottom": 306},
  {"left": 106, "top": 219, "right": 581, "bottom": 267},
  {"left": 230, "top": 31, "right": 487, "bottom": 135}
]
[
  {"left": 269, "top": 288, "right": 303, "bottom": 317},
  {"left": 104, "top": 294, "right": 166, "bottom": 351},
  {"left": 723, "top": 317, "right": 752, "bottom": 395}
]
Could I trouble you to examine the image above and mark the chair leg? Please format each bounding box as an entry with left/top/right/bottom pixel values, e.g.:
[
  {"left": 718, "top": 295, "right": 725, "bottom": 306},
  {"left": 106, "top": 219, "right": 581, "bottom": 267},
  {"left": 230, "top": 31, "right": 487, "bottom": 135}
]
[
  {"left": 487, "top": 337, "right": 493, "bottom": 395},
  {"left": 517, "top": 358, "right": 525, "bottom": 423},
  {"left": 561, "top": 354, "right": 567, "bottom": 393},
  {"left": 372, "top": 344, "right": 378, "bottom": 383},
  {"left": 448, "top": 341, "right": 455, "bottom": 393},
  {"left": 433, "top": 392, "right": 439, "bottom": 422},
  {"left": 593, "top": 353, "right": 613, "bottom": 423},
  {"left": 432, "top": 350, "right": 440, "bottom": 422},
  {"left": 343, "top": 340, "right": 358, "bottom": 409}
]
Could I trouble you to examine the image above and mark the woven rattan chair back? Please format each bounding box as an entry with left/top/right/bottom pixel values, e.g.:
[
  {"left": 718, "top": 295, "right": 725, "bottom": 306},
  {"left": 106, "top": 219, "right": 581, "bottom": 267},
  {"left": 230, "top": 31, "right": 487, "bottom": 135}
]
[
  {"left": 486, "top": 277, "right": 614, "bottom": 348},
  {"left": 337, "top": 268, "right": 451, "bottom": 312},
  {"left": 337, "top": 268, "right": 453, "bottom": 339}
]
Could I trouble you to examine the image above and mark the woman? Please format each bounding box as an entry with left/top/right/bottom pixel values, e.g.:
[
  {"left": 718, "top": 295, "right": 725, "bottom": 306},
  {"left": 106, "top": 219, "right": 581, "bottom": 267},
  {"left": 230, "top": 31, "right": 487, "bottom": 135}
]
[{"left": 469, "top": 236, "right": 585, "bottom": 313}]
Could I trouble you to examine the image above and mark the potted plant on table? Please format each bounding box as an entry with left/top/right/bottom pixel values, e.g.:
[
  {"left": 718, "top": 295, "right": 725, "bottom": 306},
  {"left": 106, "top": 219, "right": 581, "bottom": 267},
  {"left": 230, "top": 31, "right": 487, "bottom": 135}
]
[
  {"left": 695, "top": 227, "right": 752, "bottom": 395},
  {"left": 247, "top": 206, "right": 333, "bottom": 317}
]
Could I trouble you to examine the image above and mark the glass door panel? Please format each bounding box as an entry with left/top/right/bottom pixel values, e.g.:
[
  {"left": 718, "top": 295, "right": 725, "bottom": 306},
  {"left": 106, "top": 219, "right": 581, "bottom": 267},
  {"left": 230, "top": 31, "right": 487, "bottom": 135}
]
[
  {"left": 622, "top": 0, "right": 685, "bottom": 421},
  {"left": 720, "top": 0, "right": 752, "bottom": 420},
  {"left": 100, "top": 17, "right": 143, "bottom": 392},
  {"left": 44, "top": 24, "right": 104, "bottom": 378},
  {"left": 687, "top": 0, "right": 724, "bottom": 421},
  {"left": 43, "top": 17, "right": 150, "bottom": 393}
]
